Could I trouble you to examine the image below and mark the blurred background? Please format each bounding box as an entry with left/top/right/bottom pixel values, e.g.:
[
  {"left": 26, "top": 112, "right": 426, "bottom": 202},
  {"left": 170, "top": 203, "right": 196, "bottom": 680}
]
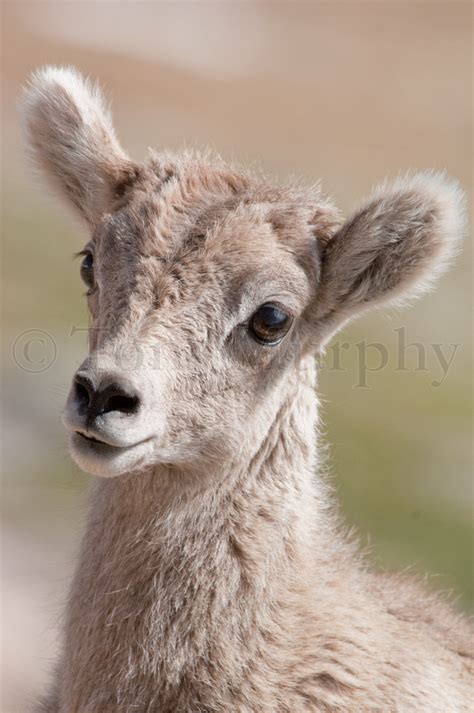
[{"left": 1, "top": 2, "right": 472, "bottom": 710}]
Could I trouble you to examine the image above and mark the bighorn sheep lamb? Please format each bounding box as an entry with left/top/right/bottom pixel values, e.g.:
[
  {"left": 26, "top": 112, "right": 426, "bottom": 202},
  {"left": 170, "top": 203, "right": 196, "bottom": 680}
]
[{"left": 22, "top": 66, "right": 472, "bottom": 712}]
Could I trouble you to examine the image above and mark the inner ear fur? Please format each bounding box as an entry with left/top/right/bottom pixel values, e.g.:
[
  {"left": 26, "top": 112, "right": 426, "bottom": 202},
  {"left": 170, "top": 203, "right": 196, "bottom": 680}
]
[
  {"left": 312, "top": 172, "right": 465, "bottom": 344},
  {"left": 21, "top": 65, "right": 139, "bottom": 227}
]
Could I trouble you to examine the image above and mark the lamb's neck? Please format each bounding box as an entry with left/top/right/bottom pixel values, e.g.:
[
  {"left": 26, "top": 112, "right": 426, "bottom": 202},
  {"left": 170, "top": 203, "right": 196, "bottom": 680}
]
[
  {"left": 65, "top": 362, "right": 326, "bottom": 699},
  {"left": 88, "top": 359, "right": 323, "bottom": 583}
]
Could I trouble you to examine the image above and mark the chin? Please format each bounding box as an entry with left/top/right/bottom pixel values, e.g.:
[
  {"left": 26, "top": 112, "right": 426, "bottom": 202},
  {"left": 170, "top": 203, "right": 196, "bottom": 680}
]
[{"left": 68, "top": 431, "right": 155, "bottom": 478}]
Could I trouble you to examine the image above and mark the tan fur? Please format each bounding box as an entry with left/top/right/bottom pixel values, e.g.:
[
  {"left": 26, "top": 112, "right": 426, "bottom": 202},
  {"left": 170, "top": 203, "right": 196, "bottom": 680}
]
[{"left": 22, "top": 67, "right": 472, "bottom": 712}]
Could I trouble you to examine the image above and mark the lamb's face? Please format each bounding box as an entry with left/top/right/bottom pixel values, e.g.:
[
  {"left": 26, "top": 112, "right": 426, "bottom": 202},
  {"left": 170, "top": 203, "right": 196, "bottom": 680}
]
[
  {"left": 22, "top": 66, "right": 465, "bottom": 479},
  {"left": 63, "top": 173, "right": 326, "bottom": 477}
]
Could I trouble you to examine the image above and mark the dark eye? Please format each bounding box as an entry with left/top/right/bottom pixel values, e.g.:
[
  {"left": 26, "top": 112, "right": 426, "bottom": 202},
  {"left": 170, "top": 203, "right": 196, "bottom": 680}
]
[
  {"left": 80, "top": 252, "right": 95, "bottom": 291},
  {"left": 249, "top": 303, "right": 292, "bottom": 345}
]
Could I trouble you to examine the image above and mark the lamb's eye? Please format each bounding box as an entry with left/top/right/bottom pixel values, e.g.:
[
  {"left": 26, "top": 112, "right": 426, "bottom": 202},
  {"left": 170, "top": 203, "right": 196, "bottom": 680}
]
[
  {"left": 249, "top": 303, "right": 292, "bottom": 345},
  {"left": 80, "top": 252, "right": 95, "bottom": 290}
]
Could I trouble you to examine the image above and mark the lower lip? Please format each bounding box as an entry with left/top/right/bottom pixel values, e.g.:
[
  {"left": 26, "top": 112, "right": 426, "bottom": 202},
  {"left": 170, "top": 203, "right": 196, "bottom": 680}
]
[
  {"left": 76, "top": 432, "right": 114, "bottom": 446},
  {"left": 73, "top": 431, "right": 144, "bottom": 455}
]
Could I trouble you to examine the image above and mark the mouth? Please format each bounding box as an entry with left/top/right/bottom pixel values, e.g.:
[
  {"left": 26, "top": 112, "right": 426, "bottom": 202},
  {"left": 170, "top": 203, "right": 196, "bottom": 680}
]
[
  {"left": 72, "top": 429, "right": 153, "bottom": 455},
  {"left": 69, "top": 429, "right": 155, "bottom": 477},
  {"left": 74, "top": 429, "right": 125, "bottom": 452},
  {"left": 76, "top": 431, "right": 109, "bottom": 445},
  {"left": 72, "top": 431, "right": 131, "bottom": 458}
]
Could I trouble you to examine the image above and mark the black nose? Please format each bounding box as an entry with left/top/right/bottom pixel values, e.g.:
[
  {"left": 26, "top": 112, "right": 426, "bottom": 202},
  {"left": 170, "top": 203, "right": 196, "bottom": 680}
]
[{"left": 73, "top": 373, "right": 141, "bottom": 417}]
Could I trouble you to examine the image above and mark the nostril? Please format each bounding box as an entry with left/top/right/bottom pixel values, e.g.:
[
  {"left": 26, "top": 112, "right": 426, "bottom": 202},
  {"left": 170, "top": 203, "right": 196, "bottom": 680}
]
[
  {"left": 74, "top": 374, "right": 94, "bottom": 407},
  {"left": 72, "top": 374, "right": 140, "bottom": 417},
  {"left": 104, "top": 392, "right": 140, "bottom": 415},
  {"left": 75, "top": 381, "right": 90, "bottom": 405}
]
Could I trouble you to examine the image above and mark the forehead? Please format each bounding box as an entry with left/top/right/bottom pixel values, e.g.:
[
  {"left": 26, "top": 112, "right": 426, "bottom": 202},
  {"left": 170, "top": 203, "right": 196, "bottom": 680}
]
[{"left": 92, "top": 161, "right": 320, "bottom": 305}]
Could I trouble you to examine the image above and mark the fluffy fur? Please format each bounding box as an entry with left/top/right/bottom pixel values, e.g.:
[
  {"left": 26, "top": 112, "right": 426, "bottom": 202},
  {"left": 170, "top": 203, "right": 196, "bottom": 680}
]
[
  {"left": 21, "top": 66, "right": 137, "bottom": 225},
  {"left": 21, "top": 67, "right": 472, "bottom": 712}
]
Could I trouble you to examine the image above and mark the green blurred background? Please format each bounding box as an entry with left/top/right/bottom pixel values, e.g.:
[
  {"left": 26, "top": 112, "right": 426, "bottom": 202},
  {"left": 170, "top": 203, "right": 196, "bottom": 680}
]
[{"left": 1, "top": 2, "right": 472, "bottom": 710}]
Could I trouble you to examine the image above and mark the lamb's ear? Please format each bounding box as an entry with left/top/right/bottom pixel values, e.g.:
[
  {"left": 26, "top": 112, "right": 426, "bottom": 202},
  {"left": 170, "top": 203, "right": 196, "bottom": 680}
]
[
  {"left": 312, "top": 173, "right": 465, "bottom": 345},
  {"left": 20, "top": 66, "right": 139, "bottom": 227}
]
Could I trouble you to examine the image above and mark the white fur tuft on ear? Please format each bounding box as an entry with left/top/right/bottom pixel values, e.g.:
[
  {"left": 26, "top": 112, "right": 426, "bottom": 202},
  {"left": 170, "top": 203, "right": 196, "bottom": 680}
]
[
  {"left": 20, "top": 65, "right": 137, "bottom": 226},
  {"left": 24, "top": 65, "right": 115, "bottom": 132},
  {"left": 368, "top": 171, "right": 466, "bottom": 302},
  {"left": 313, "top": 171, "right": 466, "bottom": 343}
]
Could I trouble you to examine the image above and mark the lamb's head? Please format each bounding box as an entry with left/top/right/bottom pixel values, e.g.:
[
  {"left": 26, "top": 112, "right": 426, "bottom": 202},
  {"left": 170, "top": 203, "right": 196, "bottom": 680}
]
[{"left": 22, "top": 67, "right": 465, "bottom": 478}]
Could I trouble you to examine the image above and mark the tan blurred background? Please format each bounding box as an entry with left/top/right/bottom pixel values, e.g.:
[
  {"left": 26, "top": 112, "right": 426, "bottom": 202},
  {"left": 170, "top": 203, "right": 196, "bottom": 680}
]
[{"left": 1, "top": 2, "right": 472, "bottom": 710}]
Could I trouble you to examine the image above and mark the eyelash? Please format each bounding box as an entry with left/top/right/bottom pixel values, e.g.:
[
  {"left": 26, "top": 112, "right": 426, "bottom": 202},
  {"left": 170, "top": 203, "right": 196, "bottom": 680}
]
[{"left": 77, "top": 250, "right": 95, "bottom": 293}]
